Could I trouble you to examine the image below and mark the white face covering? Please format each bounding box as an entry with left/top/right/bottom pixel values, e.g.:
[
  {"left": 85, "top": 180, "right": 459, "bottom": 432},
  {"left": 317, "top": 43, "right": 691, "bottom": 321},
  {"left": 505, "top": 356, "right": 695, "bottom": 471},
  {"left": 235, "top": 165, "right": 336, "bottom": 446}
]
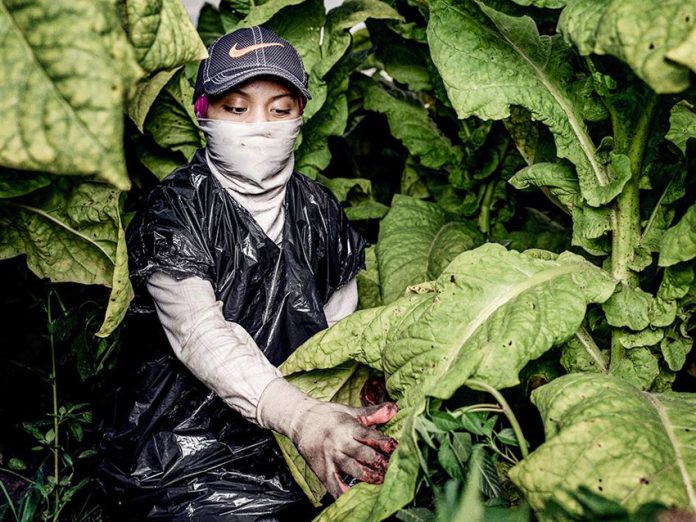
[{"left": 198, "top": 117, "right": 302, "bottom": 245}]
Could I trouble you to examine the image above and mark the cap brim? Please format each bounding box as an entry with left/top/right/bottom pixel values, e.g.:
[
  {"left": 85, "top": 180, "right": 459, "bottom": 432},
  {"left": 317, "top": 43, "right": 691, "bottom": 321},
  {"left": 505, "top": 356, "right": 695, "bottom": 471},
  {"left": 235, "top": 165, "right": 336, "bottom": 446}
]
[{"left": 205, "top": 66, "right": 312, "bottom": 101}]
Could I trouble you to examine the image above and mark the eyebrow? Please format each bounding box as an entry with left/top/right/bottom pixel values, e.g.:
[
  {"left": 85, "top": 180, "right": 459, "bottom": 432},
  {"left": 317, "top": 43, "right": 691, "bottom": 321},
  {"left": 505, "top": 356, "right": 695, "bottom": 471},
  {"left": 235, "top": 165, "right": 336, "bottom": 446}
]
[{"left": 227, "top": 89, "right": 294, "bottom": 100}]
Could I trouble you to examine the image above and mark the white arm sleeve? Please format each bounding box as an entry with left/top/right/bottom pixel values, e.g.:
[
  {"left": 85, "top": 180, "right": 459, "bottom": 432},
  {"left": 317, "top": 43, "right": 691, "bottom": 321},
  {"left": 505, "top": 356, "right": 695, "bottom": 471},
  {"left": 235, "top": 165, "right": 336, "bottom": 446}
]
[
  {"left": 322, "top": 277, "right": 358, "bottom": 327},
  {"left": 146, "top": 271, "right": 282, "bottom": 422}
]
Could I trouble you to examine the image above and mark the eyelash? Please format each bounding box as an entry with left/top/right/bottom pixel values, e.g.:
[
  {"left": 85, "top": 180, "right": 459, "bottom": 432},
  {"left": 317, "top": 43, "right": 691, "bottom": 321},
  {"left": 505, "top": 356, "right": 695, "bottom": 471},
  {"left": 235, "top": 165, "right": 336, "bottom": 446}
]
[{"left": 222, "top": 105, "right": 292, "bottom": 115}]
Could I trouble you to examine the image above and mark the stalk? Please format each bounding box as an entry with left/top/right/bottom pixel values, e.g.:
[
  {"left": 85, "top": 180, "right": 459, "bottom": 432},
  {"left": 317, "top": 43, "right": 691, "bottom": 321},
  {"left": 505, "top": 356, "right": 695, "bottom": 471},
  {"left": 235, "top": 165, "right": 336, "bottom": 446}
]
[
  {"left": 609, "top": 94, "right": 659, "bottom": 367},
  {"left": 478, "top": 181, "right": 495, "bottom": 235},
  {"left": 464, "top": 379, "right": 528, "bottom": 458},
  {"left": 47, "top": 293, "right": 60, "bottom": 513}
]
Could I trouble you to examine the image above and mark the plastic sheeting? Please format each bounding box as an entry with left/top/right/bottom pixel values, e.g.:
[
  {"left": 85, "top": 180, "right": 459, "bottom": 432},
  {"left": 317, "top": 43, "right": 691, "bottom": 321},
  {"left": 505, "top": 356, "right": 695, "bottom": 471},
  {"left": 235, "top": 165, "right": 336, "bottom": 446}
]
[{"left": 98, "top": 149, "right": 365, "bottom": 520}]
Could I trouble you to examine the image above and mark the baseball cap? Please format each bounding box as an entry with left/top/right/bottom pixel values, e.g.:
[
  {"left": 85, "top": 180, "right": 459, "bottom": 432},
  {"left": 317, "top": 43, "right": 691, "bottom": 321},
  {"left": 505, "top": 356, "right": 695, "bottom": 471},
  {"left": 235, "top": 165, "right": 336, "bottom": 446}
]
[{"left": 193, "top": 26, "right": 311, "bottom": 104}]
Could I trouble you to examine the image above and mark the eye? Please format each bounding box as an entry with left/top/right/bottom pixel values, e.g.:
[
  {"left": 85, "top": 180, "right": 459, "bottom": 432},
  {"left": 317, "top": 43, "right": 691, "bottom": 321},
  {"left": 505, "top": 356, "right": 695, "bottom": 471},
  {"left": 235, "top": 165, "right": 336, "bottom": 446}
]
[
  {"left": 223, "top": 105, "right": 247, "bottom": 114},
  {"left": 271, "top": 107, "right": 292, "bottom": 116}
]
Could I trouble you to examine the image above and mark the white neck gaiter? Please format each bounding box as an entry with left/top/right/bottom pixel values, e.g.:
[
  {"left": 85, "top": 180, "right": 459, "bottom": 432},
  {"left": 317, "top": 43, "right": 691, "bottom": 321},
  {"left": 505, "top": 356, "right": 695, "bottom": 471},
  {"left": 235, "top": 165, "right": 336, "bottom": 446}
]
[{"left": 198, "top": 117, "right": 302, "bottom": 245}]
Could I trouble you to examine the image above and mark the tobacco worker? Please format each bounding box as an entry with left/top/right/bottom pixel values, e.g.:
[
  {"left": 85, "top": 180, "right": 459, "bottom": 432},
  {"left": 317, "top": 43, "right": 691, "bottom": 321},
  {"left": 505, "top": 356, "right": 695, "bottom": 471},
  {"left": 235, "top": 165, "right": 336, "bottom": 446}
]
[{"left": 98, "top": 26, "right": 398, "bottom": 520}]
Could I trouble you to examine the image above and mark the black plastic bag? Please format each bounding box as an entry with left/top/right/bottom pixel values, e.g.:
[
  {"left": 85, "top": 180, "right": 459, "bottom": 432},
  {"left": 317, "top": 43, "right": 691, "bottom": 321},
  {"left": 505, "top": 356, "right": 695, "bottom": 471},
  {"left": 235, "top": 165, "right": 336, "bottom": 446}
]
[{"left": 98, "top": 149, "right": 365, "bottom": 520}]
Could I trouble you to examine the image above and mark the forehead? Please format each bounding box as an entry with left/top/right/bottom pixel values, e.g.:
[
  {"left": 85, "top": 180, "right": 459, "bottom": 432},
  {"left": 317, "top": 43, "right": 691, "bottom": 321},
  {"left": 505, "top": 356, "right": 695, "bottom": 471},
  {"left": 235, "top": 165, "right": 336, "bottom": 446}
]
[{"left": 220, "top": 76, "right": 297, "bottom": 98}]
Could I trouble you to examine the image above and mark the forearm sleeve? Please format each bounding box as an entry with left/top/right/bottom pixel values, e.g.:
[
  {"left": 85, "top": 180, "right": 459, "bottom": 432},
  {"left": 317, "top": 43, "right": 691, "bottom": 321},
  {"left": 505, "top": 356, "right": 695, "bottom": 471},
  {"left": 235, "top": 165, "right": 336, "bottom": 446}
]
[
  {"left": 146, "top": 271, "right": 282, "bottom": 422},
  {"left": 322, "top": 277, "right": 358, "bottom": 327}
]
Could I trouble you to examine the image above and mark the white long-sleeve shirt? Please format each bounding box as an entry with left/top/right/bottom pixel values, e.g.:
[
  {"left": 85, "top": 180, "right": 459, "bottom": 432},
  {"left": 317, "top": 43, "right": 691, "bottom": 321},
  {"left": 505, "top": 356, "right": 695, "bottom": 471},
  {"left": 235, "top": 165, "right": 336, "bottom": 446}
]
[{"left": 146, "top": 272, "right": 358, "bottom": 422}]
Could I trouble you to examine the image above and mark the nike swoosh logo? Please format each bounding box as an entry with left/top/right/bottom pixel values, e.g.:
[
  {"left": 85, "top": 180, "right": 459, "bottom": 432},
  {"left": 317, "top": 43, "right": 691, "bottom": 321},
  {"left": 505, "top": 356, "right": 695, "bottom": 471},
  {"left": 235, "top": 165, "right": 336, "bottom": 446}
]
[{"left": 229, "top": 42, "right": 284, "bottom": 58}]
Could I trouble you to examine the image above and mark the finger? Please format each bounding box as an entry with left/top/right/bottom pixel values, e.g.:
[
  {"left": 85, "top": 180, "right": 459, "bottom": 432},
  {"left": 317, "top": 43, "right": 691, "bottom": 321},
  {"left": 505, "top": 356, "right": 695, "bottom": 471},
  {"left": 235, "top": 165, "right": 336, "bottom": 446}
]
[
  {"left": 324, "top": 466, "right": 347, "bottom": 499},
  {"left": 354, "top": 428, "right": 398, "bottom": 456},
  {"left": 342, "top": 441, "right": 389, "bottom": 473},
  {"left": 357, "top": 402, "right": 398, "bottom": 426},
  {"left": 336, "top": 454, "right": 385, "bottom": 486}
]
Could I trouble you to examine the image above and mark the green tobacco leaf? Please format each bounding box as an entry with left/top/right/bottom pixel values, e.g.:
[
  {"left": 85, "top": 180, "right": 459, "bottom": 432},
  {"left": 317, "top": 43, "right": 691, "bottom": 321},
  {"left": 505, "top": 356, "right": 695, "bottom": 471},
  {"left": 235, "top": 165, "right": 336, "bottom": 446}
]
[
  {"left": 427, "top": 0, "right": 620, "bottom": 207},
  {"left": 370, "top": 21, "right": 432, "bottom": 92},
  {"left": 122, "top": 0, "right": 207, "bottom": 73},
  {"left": 659, "top": 203, "right": 696, "bottom": 267},
  {"left": 510, "top": 0, "right": 566, "bottom": 7},
  {"left": 609, "top": 347, "right": 660, "bottom": 390},
  {"left": 320, "top": 177, "right": 372, "bottom": 203},
  {"left": 317, "top": 0, "right": 402, "bottom": 79},
  {"left": 603, "top": 286, "right": 653, "bottom": 331},
  {"left": 134, "top": 136, "right": 186, "bottom": 180},
  {"left": 96, "top": 221, "right": 135, "bottom": 337},
  {"left": 666, "top": 101, "right": 696, "bottom": 155},
  {"left": 616, "top": 328, "right": 664, "bottom": 349},
  {"left": 0, "top": 181, "right": 133, "bottom": 337},
  {"left": 281, "top": 244, "right": 617, "bottom": 521},
  {"left": 356, "top": 76, "right": 461, "bottom": 170},
  {"left": 666, "top": 24, "right": 696, "bottom": 75},
  {"left": 0, "top": 0, "right": 142, "bottom": 190},
  {"left": 127, "top": 68, "right": 178, "bottom": 132},
  {"left": 0, "top": 170, "right": 51, "bottom": 199},
  {"left": 559, "top": 0, "right": 696, "bottom": 94},
  {"left": 400, "top": 160, "right": 430, "bottom": 200},
  {"left": 510, "top": 163, "right": 611, "bottom": 256},
  {"left": 144, "top": 70, "right": 204, "bottom": 161},
  {"left": 264, "top": 0, "right": 326, "bottom": 82},
  {"left": 510, "top": 373, "right": 696, "bottom": 514},
  {"left": 296, "top": 94, "right": 348, "bottom": 178},
  {"left": 376, "top": 195, "right": 483, "bottom": 304},
  {"left": 197, "top": 2, "right": 225, "bottom": 45},
  {"left": 231, "top": 0, "right": 308, "bottom": 30},
  {"left": 661, "top": 332, "right": 693, "bottom": 372},
  {"left": 658, "top": 264, "right": 695, "bottom": 301},
  {"left": 344, "top": 201, "right": 390, "bottom": 221},
  {"left": 357, "top": 246, "right": 382, "bottom": 310},
  {"left": 510, "top": 163, "right": 582, "bottom": 208}
]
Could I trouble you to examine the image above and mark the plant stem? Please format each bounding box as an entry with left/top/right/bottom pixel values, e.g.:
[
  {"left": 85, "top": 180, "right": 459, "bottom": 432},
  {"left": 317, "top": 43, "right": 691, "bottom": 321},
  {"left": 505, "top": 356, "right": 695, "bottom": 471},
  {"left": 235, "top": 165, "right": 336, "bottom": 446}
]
[
  {"left": 47, "top": 292, "right": 60, "bottom": 512},
  {"left": 609, "top": 94, "right": 659, "bottom": 366},
  {"left": 478, "top": 181, "right": 496, "bottom": 235},
  {"left": 464, "top": 379, "right": 529, "bottom": 458}
]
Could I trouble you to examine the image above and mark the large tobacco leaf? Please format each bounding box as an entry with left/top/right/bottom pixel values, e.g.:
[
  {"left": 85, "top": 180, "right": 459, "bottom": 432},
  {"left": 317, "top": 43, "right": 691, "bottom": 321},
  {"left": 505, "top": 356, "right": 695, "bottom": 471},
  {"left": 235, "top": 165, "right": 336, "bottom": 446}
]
[
  {"left": 279, "top": 244, "right": 616, "bottom": 521},
  {"left": 427, "top": 0, "right": 629, "bottom": 208},
  {"left": 121, "top": 0, "right": 207, "bottom": 73},
  {"left": 558, "top": 0, "right": 696, "bottom": 94},
  {"left": 0, "top": 0, "right": 142, "bottom": 191},
  {"left": 510, "top": 373, "right": 696, "bottom": 515},
  {"left": 143, "top": 70, "right": 204, "bottom": 164},
  {"left": 666, "top": 101, "right": 696, "bottom": 155},
  {"left": 376, "top": 195, "right": 483, "bottom": 304},
  {"left": 0, "top": 181, "right": 133, "bottom": 337},
  {"left": 355, "top": 76, "right": 462, "bottom": 170},
  {"left": 659, "top": 203, "right": 696, "bottom": 267}
]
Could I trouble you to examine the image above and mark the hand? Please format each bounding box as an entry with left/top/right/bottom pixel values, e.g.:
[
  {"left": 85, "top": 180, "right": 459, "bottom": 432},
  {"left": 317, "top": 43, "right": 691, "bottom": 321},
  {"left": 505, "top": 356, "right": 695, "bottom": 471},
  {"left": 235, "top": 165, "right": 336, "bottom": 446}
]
[{"left": 256, "top": 378, "right": 398, "bottom": 498}]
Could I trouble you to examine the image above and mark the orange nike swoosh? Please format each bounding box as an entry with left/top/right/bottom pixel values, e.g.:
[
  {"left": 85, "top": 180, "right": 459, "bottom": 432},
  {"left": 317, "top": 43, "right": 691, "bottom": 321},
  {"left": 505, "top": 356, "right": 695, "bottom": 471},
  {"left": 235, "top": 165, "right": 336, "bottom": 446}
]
[{"left": 229, "top": 42, "right": 285, "bottom": 58}]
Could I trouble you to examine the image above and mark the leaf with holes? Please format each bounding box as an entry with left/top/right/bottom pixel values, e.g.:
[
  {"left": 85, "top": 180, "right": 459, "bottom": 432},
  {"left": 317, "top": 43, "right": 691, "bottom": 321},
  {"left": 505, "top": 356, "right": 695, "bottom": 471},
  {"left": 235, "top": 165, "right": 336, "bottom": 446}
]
[{"left": 510, "top": 373, "right": 696, "bottom": 516}]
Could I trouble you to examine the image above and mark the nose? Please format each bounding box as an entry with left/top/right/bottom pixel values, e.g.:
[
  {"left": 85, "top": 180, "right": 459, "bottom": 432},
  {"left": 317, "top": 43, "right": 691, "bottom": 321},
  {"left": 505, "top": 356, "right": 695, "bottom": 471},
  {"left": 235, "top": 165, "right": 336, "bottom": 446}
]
[{"left": 246, "top": 105, "right": 272, "bottom": 123}]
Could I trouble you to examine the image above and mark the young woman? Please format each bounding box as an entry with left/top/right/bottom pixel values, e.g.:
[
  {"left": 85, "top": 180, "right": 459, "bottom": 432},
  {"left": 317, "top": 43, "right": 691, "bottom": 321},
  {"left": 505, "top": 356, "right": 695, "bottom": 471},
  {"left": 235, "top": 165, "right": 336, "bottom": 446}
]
[{"left": 98, "top": 26, "right": 397, "bottom": 520}]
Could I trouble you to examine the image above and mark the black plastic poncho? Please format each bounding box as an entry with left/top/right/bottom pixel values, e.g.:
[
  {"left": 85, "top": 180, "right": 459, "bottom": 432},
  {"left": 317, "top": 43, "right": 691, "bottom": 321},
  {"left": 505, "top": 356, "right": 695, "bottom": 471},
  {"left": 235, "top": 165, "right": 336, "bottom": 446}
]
[{"left": 98, "top": 149, "right": 365, "bottom": 520}]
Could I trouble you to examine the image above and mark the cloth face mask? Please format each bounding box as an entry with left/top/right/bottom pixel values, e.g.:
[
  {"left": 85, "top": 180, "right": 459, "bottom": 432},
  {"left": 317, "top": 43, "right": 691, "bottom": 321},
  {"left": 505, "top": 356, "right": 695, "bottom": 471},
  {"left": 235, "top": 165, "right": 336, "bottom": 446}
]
[
  {"left": 198, "top": 117, "right": 302, "bottom": 244},
  {"left": 198, "top": 117, "right": 302, "bottom": 196}
]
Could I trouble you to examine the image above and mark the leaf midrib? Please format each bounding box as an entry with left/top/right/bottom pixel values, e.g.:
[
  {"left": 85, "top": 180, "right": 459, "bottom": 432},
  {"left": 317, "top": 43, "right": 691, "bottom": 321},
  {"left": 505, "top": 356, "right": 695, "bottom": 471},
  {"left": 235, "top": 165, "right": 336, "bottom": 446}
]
[
  {"left": 0, "top": 1, "right": 110, "bottom": 159},
  {"left": 433, "top": 261, "right": 586, "bottom": 382},
  {"left": 438, "top": 0, "right": 609, "bottom": 188},
  {"left": 644, "top": 393, "right": 696, "bottom": 511}
]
